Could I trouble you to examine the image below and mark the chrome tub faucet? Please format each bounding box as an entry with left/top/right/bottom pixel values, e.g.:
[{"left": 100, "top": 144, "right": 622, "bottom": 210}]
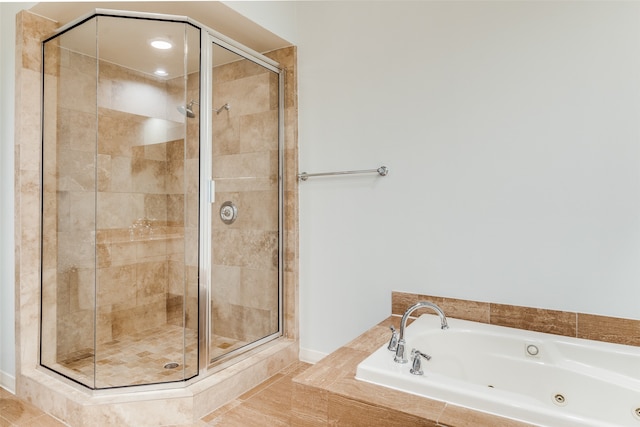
[{"left": 394, "top": 301, "right": 448, "bottom": 363}]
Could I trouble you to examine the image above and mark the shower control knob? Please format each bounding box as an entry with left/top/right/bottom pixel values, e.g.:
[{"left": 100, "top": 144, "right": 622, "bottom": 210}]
[{"left": 220, "top": 201, "right": 238, "bottom": 224}]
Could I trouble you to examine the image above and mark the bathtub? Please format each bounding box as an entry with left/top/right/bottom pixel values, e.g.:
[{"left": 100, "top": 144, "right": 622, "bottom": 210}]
[{"left": 355, "top": 314, "right": 640, "bottom": 427}]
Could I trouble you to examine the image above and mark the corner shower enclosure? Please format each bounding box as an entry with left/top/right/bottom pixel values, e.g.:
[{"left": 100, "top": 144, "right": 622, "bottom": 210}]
[{"left": 40, "top": 10, "right": 283, "bottom": 389}]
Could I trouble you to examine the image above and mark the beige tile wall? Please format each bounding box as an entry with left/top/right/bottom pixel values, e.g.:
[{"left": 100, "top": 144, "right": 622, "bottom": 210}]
[
  {"left": 45, "top": 74, "right": 187, "bottom": 343},
  {"left": 38, "top": 19, "right": 201, "bottom": 384},
  {"left": 265, "top": 47, "right": 299, "bottom": 341},
  {"left": 210, "top": 52, "right": 282, "bottom": 345},
  {"left": 15, "top": 8, "right": 59, "bottom": 385},
  {"left": 16, "top": 9, "right": 299, "bottom": 412}
]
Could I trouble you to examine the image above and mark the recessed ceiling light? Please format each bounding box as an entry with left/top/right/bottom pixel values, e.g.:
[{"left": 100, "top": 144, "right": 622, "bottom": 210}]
[
  {"left": 151, "top": 40, "right": 172, "bottom": 50},
  {"left": 154, "top": 69, "right": 169, "bottom": 77}
]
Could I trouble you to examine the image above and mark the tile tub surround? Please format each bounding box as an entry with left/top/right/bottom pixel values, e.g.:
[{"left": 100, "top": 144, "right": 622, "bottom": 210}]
[
  {"left": 291, "top": 317, "right": 537, "bottom": 427},
  {"left": 291, "top": 294, "right": 640, "bottom": 426},
  {"left": 14, "top": 9, "right": 299, "bottom": 426},
  {"left": 392, "top": 291, "right": 640, "bottom": 346}
]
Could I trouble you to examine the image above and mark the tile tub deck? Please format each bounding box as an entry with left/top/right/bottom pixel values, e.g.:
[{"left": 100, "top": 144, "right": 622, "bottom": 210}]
[{"left": 291, "top": 316, "right": 536, "bottom": 427}]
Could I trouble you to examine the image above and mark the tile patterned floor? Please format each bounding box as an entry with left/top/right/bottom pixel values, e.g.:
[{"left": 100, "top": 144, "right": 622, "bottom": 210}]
[
  {"left": 0, "top": 361, "right": 311, "bottom": 427},
  {"left": 201, "top": 361, "right": 310, "bottom": 426},
  {"left": 47, "top": 325, "right": 246, "bottom": 389},
  {"left": 0, "top": 387, "right": 67, "bottom": 427},
  {"left": 50, "top": 325, "right": 199, "bottom": 388}
]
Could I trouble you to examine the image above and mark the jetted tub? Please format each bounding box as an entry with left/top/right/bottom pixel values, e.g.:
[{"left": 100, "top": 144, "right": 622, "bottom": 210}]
[{"left": 355, "top": 314, "right": 640, "bottom": 426}]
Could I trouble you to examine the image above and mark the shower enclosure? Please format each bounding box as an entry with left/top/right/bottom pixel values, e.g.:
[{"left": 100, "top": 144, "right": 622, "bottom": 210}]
[{"left": 40, "top": 10, "right": 283, "bottom": 389}]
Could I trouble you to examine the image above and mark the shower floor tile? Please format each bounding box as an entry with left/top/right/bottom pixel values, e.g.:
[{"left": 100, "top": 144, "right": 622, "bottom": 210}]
[
  {"left": 52, "top": 324, "right": 199, "bottom": 388},
  {"left": 48, "top": 325, "right": 253, "bottom": 389},
  {"left": 210, "top": 335, "right": 248, "bottom": 360}
]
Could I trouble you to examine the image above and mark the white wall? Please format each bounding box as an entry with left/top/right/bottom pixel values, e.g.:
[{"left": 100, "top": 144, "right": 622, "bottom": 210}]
[
  {"left": 296, "top": 1, "right": 640, "bottom": 359},
  {"left": 222, "top": 1, "right": 298, "bottom": 45},
  {"left": 4, "top": 1, "right": 640, "bottom": 372},
  {"left": 0, "top": 1, "right": 36, "bottom": 392}
]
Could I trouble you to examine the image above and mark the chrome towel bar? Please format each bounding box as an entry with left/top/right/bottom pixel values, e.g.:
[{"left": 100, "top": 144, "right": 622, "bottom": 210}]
[{"left": 298, "top": 165, "right": 389, "bottom": 181}]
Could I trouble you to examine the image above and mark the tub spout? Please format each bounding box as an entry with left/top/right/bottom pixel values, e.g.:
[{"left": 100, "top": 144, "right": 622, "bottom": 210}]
[{"left": 394, "top": 301, "right": 448, "bottom": 363}]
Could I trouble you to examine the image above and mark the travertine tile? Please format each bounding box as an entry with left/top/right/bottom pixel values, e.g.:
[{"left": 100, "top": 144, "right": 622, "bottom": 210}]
[
  {"left": 392, "top": 292, "right": 491, "bottom": 324},
  {"left": 291, "top": 383, "right": 328, "bottom": 426},
  {"left": 237, "top": 373, "right": 284, "bottom": 401},
  {"left": 393, "top": 291, "right": 640, "bottom": 345},
  {"left": 200, "top": 400, "right": 243, "bottom": 423},
  {"left": 344, "top": 322, "right": 393, "bottom": 353},
  {"left": 490, "top": 303, "right": 577, "bottom": 337},
  {"left": 264, "top": 47, "right": 297, "bottom": 110},
  {"left": 242, "top": 375, "right": 294, "bottom": 423},
  {"left": 212, "top": 53, "right": 267, "bottom": 84},
  {"left": 392, "top": 291, "right": 441, "bottom": 316},
  {"left": 330, "top": 377, "right": 446, "bottom": 422},
  {"left": 166, "top": 422, "right": 209, "bottom": 427},
  {"left": 17, "top": 414, "right": 68, "bottom": 427},
  {"left": 57, "top": 109, "right": 97, "bottom": 153},
  {"left": 328, "top": 394, "right": 438, "bottom": 427},
  {"left": 52, "top": 324, "right": 199, "bottom": 388},
  {"left": 279, "top": 361, "right": 311, "bottom": 377},
  {"left": 19, "top": 9, "right": 57, "bottom": 44},
  {"left": 238, "top": 110, "right": 278, "bottom": 153},
  {"left": 205, "top": 404, "right": 289, "bottom": 427},
  {"left": 577, "top": 313, "right": 640, "bottom": 346},
  {"left": 289, "top": 412, "right": 326, "bottom": 427},
  {"left": 296, "top": 347, "right": 366, "bottom": 389},
  {"left": 0, "top": 393, "right": 46, "bottom": 425},
  {"left": 202, "top": 361, "right": 310, "bottom": 425},
  {"left": 437, "top": 297, "right": 490, "bottom": 324}
]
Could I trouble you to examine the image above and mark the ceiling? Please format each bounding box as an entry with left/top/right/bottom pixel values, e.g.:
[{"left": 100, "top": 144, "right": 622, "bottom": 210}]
[{"left": 31, "top": 2, "right": 291, "bottom": 78}]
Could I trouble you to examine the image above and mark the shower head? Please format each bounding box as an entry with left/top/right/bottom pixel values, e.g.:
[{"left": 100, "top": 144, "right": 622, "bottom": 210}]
[
  {"left": 177, "top": 100, "right": 198, "bottom": 118},
  {"left": 177, "top": 105, "right": 195, "bottom": 118}
]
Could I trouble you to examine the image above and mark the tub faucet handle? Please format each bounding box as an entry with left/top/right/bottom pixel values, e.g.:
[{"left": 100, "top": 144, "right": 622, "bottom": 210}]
[
  {"left": 387, "top": 325, "right": 399, "bottom": 351},
  {"left": 410, "top": 348, "right": 431, "bottom": 376}
]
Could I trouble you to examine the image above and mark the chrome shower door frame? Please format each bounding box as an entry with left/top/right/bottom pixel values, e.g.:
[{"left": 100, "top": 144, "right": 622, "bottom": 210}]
[{"left": 198, "top": 30, "right": 285, "bottom": 373}]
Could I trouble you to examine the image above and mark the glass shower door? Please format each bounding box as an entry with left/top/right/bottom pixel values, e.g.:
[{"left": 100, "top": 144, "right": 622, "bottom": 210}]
[
  {"left": 209, "top": 43, "right": 281, "bottom": 362},
  {"left": 92, "top": 17, "right": 201, "bottom": 387},
  {"left": 41, "top": 13, "right": 201, "bottom": 389}
]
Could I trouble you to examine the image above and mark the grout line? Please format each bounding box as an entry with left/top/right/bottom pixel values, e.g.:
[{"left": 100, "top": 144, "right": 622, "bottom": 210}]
[{"left": 435, "top": 401, "right": 449, "bottom": 426}]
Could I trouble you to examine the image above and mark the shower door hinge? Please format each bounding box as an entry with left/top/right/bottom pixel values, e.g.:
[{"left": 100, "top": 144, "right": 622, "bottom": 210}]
[{"left": 208, "top": 179, "right": 215, "bottom": 203}]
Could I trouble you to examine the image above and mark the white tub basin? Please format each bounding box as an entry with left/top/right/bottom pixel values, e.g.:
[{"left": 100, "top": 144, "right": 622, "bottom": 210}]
[{"left": 356, "top": 314, "right": 640, "bottom": 426}]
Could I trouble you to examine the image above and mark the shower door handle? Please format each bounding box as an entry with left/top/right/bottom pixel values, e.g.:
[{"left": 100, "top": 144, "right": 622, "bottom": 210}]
[{"left": 208, "top": 179, "right": 216, "bottom": 203}]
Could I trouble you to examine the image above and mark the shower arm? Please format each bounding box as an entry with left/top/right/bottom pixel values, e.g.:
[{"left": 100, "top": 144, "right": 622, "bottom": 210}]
[
  {"left": 214, "top": 103, "right": 231, "bottom": 114},
  {"left": 177, "top": 100, "right": 231, "bottom": 117}
]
